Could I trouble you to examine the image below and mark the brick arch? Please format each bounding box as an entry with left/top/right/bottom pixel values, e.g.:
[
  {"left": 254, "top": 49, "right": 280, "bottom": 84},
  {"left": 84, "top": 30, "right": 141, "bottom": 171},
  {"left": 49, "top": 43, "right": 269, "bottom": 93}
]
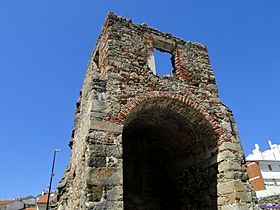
[
  {"left": 109, "top": 91, "right": 224, "bottom": 136},
  {"left": 122, "top": 91, "right": 221, "bottom": 209}
]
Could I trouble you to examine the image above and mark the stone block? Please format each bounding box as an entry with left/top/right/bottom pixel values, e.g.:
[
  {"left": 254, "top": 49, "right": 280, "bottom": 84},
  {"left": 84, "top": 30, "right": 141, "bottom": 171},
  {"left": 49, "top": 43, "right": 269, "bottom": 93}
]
[
  {"left": 87, "top": 201, "right": 123, "bottom": 210},
  {"left": 217, "top": 150, "right": 236, "bottom": 162},
  {"left": 91, "top": 112, "right": 106, "bottom": 120},
  {"left": 217, "top": 196, "right": 227, "bottom": 205},
  {"left": 219, "top": 142, "right": 242, "bottom": 152},
  {"left": 107, "top": 186, "right": 123, "bottom": 201},
  {"left": 220, "top": 203, "right": 248, "bottom": 210},
  {"left": 91, "top": 100, "right": 106, "bottom": 112},
  {"left": 90, "top": 145, "right": 106, "bottom": 156},
  {"left": 224, "top": 171, "right": 248, "bottom": 181},
  {"left": 87, "top": 167, "right": 123, "bottom": 186},
  {"left": 218, "top": 160, "right": 242, "bottom": 172},
  {"left": 217, "top": 180, "right": 246, "bottom": 195},
  {"left": 90, "top": 120, "right": 123, "bottom": 133},
  {"left": 106, "top": 145, "right": 122, "bottom": 159},
  {"left": 87, "top": 184, "right": 103, "bottom": 202},
  {"left": 221, "top": 121, "right": 232, "bottom": 132},
  {"left": 88, "top": 156, "right": 106, "bottom": 167},
  {"left": 227, "top": 191, "right": 252, "bottom": 203}
]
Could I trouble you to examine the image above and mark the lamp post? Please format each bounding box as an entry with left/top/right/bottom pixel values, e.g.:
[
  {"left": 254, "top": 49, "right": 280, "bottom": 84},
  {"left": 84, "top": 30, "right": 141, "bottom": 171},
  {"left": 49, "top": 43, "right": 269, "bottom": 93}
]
[{"left": 46, "top": 149, "right": 62, "bottom": 210}]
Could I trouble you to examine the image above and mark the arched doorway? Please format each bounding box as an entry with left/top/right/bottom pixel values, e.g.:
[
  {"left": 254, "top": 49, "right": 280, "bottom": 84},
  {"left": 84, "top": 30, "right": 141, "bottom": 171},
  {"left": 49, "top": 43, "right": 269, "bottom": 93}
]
[{"left": 122, "top": 98, "right": 218, "bottom": 210}]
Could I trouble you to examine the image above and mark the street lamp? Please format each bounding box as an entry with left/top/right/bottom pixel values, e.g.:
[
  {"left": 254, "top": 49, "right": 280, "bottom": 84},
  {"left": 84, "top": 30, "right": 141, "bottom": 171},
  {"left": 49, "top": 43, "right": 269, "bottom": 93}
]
[{"left": 46, "top": 149, "right": 62, "bottom": 210}]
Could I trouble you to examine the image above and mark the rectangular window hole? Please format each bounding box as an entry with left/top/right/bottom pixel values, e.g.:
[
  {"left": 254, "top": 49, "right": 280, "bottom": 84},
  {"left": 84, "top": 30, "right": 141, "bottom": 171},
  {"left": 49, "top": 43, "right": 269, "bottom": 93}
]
[
  {"left": 97, "top": 91, "right": 107, "bottom": 102},
  {"left": 153, "top": 48, "right": 174, "bottom": 77}
]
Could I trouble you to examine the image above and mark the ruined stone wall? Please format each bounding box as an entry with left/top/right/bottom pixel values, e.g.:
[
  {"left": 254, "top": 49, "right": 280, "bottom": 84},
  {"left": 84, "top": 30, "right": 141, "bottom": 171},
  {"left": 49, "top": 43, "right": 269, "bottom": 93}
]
[
  {"left": 259, "top": 195, "right": 280, "bottom": 209},
  {"left": 56, "top": 12, "right": 259, "bottom": 210}
]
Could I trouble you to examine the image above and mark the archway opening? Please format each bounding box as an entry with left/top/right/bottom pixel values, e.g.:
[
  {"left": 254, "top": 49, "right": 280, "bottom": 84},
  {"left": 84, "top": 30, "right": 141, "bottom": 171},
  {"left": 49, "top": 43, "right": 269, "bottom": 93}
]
[{"left": 123, "top": 99, "right": 218, "bottom": 210}]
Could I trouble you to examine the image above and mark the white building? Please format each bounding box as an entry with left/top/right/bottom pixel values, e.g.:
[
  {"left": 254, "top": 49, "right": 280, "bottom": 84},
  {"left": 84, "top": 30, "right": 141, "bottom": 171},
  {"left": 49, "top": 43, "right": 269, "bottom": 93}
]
[
  {"left": 247, "top": 140, "right": 280, "bottom": 160},
  {"left": 36, "top": 192, "right": 56, "bottom": 210},
  {"left": 247, "top": 140, "right": 280, "bottom": 197}
]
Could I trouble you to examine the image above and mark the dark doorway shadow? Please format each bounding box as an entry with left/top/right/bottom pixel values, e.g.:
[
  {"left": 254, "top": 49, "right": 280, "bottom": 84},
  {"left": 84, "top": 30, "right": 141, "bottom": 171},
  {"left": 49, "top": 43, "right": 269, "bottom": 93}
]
[{"left": 123, "top": 100, "right": 218, "bottom": 210}]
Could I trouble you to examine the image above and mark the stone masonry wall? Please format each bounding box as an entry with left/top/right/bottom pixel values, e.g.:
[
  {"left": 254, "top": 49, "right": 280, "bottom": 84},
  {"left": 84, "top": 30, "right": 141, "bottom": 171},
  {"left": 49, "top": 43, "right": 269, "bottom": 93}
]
[
  {"left": 259, "top": 195, "right": 280, "bottom": 209},
  {"left": 56, "top": 12, "right": 259, "bottom": 210}
]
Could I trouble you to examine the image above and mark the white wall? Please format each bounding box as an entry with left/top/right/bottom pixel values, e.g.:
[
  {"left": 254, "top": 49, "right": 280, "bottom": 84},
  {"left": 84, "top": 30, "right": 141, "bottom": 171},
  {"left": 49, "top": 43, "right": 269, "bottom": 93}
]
[
  {"left": 258, "top": 161, "right": 280, "bottom": 187},
  {"left": 256, "top": 186, "right": 280, "bottom": 198},
  {"left": 247, "top": 140, "right": 280, "bottom": 161},
  {"left": 37, "top": 203, "right": 47, "bottom": 210},
  {"left": 259, "top": 161, "right": 280, "bottom": 172}
]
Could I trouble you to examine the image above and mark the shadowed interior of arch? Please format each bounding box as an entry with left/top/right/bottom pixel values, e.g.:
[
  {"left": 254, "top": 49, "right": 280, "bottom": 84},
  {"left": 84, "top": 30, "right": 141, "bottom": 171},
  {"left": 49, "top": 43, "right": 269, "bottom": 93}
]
[{"left": 122, "top": 99, "right": 218, "bottom": 210}]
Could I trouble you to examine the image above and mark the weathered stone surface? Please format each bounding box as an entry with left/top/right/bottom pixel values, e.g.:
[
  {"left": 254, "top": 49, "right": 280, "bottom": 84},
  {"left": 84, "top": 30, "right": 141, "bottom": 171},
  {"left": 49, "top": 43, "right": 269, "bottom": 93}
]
[
  {"left": 227, "top": 191, "right": 252, "bottom": 203},
  {"left": 221, "top": 121, "right": 232, "bottom": 132},
  {"left": 86, "top": 201, "right": 123, "bottom": 210},
  {"left": 221, "top": 203, "right": 248, "bottom": 210},
  {"left": 107, "top": 186, "right": 123, "bottom": 201},
  {"left": 88, "top": 156, "right": 106, "bottom": 167},
  {"left": 219, "top": 141, "right": 242, "bottom": 152},
  {"left": 218, "top": 160, "right": 242, "bottom": 172},
  {"left": 224, "top": 171, "right": 248, "bottom": 181},
  {"left": 87, "top": 167, "right": 123, "bottom": 186},
  {"left": 217, "top": 150, "right": 236, "bottom": 162},
  {"left": 217, "top": 196, "right": 227, "bottom": 205},
  {"left": 55, "top": 12, "right": 258, "bottom": 210},
  {"left": 217, "top": 180, "right": 246, "bottom": 194},
  {"left": 90, "top": 120, "right": 123, "bottom": 133},
  {"left": 259, "top": 195, "right": 280, "bottom": 207},
  {"left": 86, "top": 184, "right": 103, "bottom": 202}
]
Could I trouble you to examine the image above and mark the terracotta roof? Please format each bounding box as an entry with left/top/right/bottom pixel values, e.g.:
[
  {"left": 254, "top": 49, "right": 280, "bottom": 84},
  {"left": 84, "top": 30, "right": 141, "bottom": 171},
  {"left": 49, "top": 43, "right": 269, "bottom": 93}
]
[
  {"left": 37, "top": 193, "right": 49, "bottom": 204},
  {"left": 24, "top": 208, "right": 36, "bottom": 210},
  {"left": 37, "top": 192, "right": 56, "bottom": 204},
  {"left": 0, "top": 200, "right": 15, "bottom": 205}
]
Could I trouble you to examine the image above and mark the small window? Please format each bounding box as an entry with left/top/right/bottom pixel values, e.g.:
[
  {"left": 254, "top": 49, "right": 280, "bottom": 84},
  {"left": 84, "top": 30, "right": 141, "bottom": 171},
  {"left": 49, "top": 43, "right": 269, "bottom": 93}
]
[
  {"left": 93, "top": 51, "right": 99, "bottom": 67},
  {"left": 147, "top": 38, "right": 176, "bottom": 76},
  {"left": 97, "top": 92, "right": 107, "bottom": 102},
  {"left": 268, "top": 164, "right": 272, "bottom": 171},
  {"left": 153, "top": 48, "right": 174, "bottom": 77}
]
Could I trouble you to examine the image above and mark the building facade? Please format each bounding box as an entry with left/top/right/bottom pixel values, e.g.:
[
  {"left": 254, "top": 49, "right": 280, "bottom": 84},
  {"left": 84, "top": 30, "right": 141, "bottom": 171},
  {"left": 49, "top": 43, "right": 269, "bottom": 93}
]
[
  {"left": 247, "top": 140, "right": 280, "bottom": 196},
  {"left": 247, "top": 161, "right": 266, "bottom": 191},
  {"left": 56, "top": 13, "right": 258, "bottom": 209}
]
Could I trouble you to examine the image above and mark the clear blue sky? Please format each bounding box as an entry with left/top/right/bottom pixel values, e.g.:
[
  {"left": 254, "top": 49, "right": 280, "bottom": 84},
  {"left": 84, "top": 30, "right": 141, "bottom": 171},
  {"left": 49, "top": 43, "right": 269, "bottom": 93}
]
[{"left": 1, "top": 0, "right": 280, "bottom": 199}]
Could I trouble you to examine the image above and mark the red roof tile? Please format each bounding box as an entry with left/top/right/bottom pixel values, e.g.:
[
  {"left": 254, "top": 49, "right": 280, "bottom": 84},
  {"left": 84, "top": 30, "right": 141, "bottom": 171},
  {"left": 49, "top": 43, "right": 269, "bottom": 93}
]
[
  {"left": 0, "top": 200, "right": 15, "bottom": 205},
  {"left": 37, "top": 194, "right": 49, "bottom": 204}
]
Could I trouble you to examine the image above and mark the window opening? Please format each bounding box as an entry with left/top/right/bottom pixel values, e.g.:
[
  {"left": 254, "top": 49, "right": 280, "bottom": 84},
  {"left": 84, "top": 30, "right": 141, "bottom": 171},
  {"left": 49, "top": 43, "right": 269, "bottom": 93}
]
[
  {"left": 93, "top": 51, "right": 99, "bottom": 67},
  {"left": 97, "top": 91, "right": 107, "bottom": 102},
  {"left": 153, "top": 48, "right": 174, "bottom": 77}
]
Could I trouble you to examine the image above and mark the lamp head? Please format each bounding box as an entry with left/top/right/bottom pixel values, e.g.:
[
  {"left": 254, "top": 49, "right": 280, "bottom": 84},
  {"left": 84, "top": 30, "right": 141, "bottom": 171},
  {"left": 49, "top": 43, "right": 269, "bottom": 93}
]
[{"left": 54, "top": 149, "right": 62, "bottom": 152}]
